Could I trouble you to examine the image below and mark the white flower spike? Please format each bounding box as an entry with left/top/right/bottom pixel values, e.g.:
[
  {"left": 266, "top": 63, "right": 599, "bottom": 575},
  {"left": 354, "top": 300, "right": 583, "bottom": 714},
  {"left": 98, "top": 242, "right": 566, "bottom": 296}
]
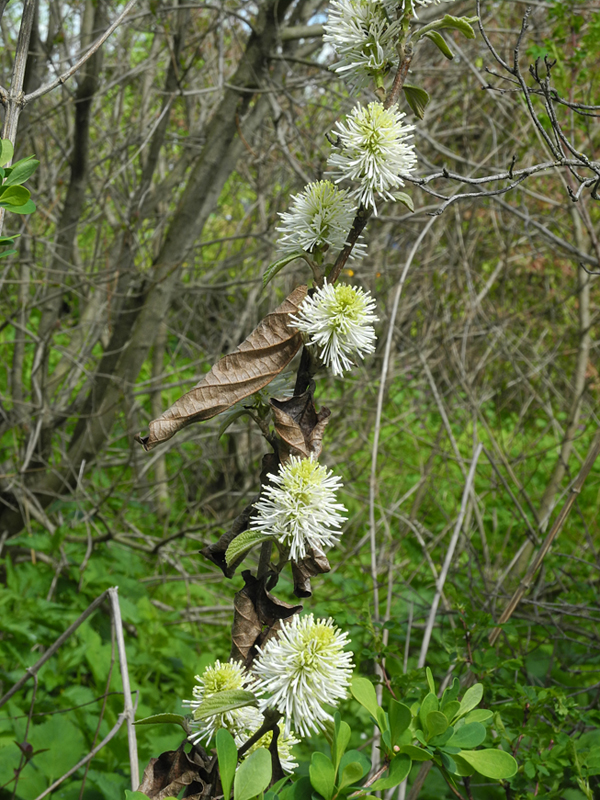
[
  {"left": 276, "top": 180, "right": 361, "bottom": 258},
  {"left": 327, "top": 101, "right": 416, "bottom": 214},
  {"left": 250, "top": 455, "right": 347, "bottom": 562},
  {"left": 253, "top": 614, "right": 354, "bottom": 738},
  {"left": 291, "top": 282, "right": 378, "bottom": 376},
  {"left": 183, "top": 659, "right": 258, "bottom": 745},
  {"left": 324, "top": 0, "right": 403, "bottom": 88},
  {"left": 236, "top": 713, "right": 300, "bottom": 774}
]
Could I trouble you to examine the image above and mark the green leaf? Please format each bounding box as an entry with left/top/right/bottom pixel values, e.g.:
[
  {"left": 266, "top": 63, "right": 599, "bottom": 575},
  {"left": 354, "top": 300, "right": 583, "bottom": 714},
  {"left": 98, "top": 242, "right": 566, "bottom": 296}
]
[
  {"left": 439, "top": 752, "right": 457, "bottom": 774},
  {"left": 447, "top": 722, "right": 486, "bottom": 749},
  {"left": 263, "top": 251, "right": 305, "bottom": 288},
  {"left": 402, "top": 84, "right": 430, "bottom": 120},
  {"left": 389, "top": 700, "right": 412, "bottom": 745},
  {"left": 429, "top": 727, "right": 455, "bottom": 747},
  {"left": 279, "top": 777, "right": 312, "bottom": 800},
  {"left": 351, "top": 677, "right": 380, "bottom": 721},
  {"left": 419, "top": 693, "right": 438, "bottom": 730},
  {"left": 393, "top": 192, "right": 414, "bottom": 212},
  {"left": 219, "top": 407, "right": 254, "bottom": 438},
  {"left": 0, "top": 139, "right": 14, "bottom": 167},
  {"left": 423, "top": 30, "right": 454, "bottom": 59},
  {"left": 375, "top": 706, "right": 389, "bottom": 732},
  {"left": 217, "top": 728, "right": 238, "bottom": 800},
  {"left": 0, "top": 248, "right": 17, "bottom": 259},
  {"left": 332, "top": 716, "right": 352, "bottom": 774},
  {"left": 426, "top": 667, "right": 435, "bottom": 695},
  {"left": 456, "top": 749, "right": 518, "bottom": 779},
  {"left": 369, "top": 755, "right": 411, "bottom": 790},
  {"left": 441, "top": 679, "right": 460, "bottom": 709},
  {"left": 426, "top": 711, "right": 449, "bottom": 738},
  {"left": 339, "top": 750, "right": 370, "bottom": 780},
  {"left": 226, "top": 529, "right": 271, "bottom": 566},
  {"left": 399, "top": 745, "right": 432, "bottom": 762},
  {"left": 464, "top": 709, "right": 493, "bottom": 723},
  {"left": 194, "top": 689, "right": 257, "bottom": 721},
  {"left": 235, "top": 748, "right": 272, "bottom": 800},
  {"left": 133, "top": 713, "right": 189, "bottom": 731},
  {"left": 125, "top": 793, "right": 153, "bottom": 800},
  {"left": 452, "top": 755, "right": 475, "bottom": 777},
  {"left": 442, "top": 701, "right": 461, "bottom": 720},
  {"left": 0, "top": 185, "right": 30, "bottom": 206},
  {"left": 438, "top": 14, "right": 478, "bottom": 38},
  {"left": 455, "top": 684, "right": 484, "bottom": 720},
  {"left": 337, "top": 761, "right": 365, "bottom": 792},
  {"left": 4, "top": 158, "right": 39, "bottom": 186},
  {"left": 2, "top": 198, "right": 36, "bottom": 214},
  {"left": 310, "top": 752, "right": 336, "bottom": 800}
]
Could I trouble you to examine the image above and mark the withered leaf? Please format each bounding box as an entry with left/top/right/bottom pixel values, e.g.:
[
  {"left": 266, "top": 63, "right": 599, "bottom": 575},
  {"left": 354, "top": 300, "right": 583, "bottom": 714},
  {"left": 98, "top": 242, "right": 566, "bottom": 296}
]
[
  {"left": 270, "top": 389, "right": 330, "bottom": 461},
  {"left": 137, "top": 743, "right": 210, "bottom": 799},
  {"left": 230, "top": 571, "right": 302, "bottom": 666},
  {"left": 291, "top": 544, "right": 331, "bottom": 598},
  {"left": 137, "top": 286, "right": 307, "bottom": 450}
]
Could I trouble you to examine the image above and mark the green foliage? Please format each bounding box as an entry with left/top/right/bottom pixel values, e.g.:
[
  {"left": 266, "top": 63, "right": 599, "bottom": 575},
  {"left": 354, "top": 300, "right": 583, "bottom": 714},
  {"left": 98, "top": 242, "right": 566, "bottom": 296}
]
[{"left": 234, "top": 748, "right": 272, "bottom": 800}]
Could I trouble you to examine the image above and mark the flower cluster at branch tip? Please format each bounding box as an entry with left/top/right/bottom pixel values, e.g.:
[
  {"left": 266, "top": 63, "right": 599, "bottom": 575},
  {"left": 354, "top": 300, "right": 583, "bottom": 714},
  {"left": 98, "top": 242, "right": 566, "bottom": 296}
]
[
  {"left": 183, "top": 659, "right": 259, "bottom": 745},
  {"left": 291, "top": 282, "right": 378, "bottom": 376},
  {"left": 236, "top": 714, "right": 300, "bottom": 774},
  {"left": 249, "top": 455, "right": 347, "bottom": 562},
  {"left": 276, "top": 180, "right": 363, "bottom": 258},
  {"left": 323, "top": 0, "right": 404, "bottom": 87},
  {"left": 252, "top": 614, "right": 354, "bottom": 738},
  {"left": 327, "top": 101, "right": 416, "bottom": 215}
]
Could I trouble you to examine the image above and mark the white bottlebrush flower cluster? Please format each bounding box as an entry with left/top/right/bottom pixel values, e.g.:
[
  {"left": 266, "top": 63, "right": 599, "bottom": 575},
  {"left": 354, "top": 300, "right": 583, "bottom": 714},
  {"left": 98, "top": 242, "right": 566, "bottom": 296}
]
[
  {"left": 323, "top": 0, "right": 404, "bottom": 87},
  {"left": 250, "top": 455, "right": 347, "bottom": 561},
  {"left": 328, "top": 101, "right": 416, "bottom": 214},
  {"left": 276, "top": 180, "right": 359, "bottom": 258},
  {"left": 253, "top": 614, "right": 354, "bottom": 738},
  {"left": 291, "top": 282, "right": 378, "bottom": 375}
]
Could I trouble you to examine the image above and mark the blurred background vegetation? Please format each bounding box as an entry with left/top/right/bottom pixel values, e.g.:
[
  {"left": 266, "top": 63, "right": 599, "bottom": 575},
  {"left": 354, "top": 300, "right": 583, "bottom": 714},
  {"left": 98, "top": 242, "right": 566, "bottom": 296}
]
[{"left": 0, "top": 0, "right": 599, "bottom": 798}]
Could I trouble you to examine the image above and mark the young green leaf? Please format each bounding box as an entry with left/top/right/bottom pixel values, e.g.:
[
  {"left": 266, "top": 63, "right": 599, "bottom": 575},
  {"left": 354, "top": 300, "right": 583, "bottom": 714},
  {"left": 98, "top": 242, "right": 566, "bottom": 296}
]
[
  {"left": 339, "top": 750, "right": 370, "bottom": 780},
  {"left": 4, "top": 158, "right": 39, "bottom": 187},
  {"left": 393, "top": 192, "right": 414, "bottom": 212},
  {"left": 234, "top": 748, "right": 272, "bottom": 800},
  {"left": 332, "top": 717, "right": 352, "bottom": 774},
  {"left": 442, "top": 701, "right": 461, "bottom": 720},
  {"left": 193, "top": 689, "right": 257, "bottom": 721},
  {"left": 133, "top": 713, "right": 189, "bottom": 731},
  {"left": 337, "top": 761, "right": 365, "bottom": 792},
  {"left": 225, "top": 529, "right": 271, "bottom": 566},
  {"left": 263, "top": 252, "right": 306, "bottom": 288},
  {"left": 0, "top": 139, "right": 14, "bottom": 167},
  {"left": 425, "top": 667, "right": 435, "bottom": 695},
  {"left": 438, "top": 14, "right": 478, "bottom": 38},
  {"left": 0, "top": 248, "right": 17, "bottom": 259},
  {"left": 423, "top": 30, "right": 454, "bottom": 59},
  {"left": 217, "top": 728, "right": 238, "bottom": 800},
  {"left": 447, "top": 722, "right": 486, "bottom": 749},
  {"left": 369, "top": 754, "right": 411, "bottom": 790},
  {"left": 0, "top": 185, "right": 30, "bottom": 206},
  {"left": 464, "top": 709, "right": 493, "bottom": 724},
  {"left": 439, "top": 752, "right": 457, "bottom": 774},
  {"left": 441, "top": 678, "right": 460, "bottom": 709},
  {"left": 310, "top": 752, "right": 336, "bottom": 800},
  {"left": 399, "top": 745, "right": 432, "bottom": 762},
  {"left": 419, "top": 693, "right": 438, "bottom": 729},
  {"left": 454, "top": 684, "right": 484, "bottom": 720},
  {"left": 425, "top": 711, "right": 449, "bottom": 739},
  {"left": 2, "top": 199, "right": 36, "bottom": 214},
  {"left": 402, "top": 85, "right": 430, "bottom": 120},
  {"left": 389, "top": 699, "right": 412, "bottom": 745},
  {"left": 455, "top": 748, "right": 518, "bottom": 779},
  {"left": 351, "top": 677, "right": 380, "bottom": 721}
]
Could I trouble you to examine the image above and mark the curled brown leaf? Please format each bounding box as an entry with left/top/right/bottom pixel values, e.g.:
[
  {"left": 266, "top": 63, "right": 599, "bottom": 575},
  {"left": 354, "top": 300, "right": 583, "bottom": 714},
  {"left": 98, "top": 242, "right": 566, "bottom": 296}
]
[
  {"left": 291, "top": 544, "right": 331, "bottom": 598},
  {"left": 270, "top": 388, "right": 330, "bottom": 461},
  {"left": 137, "top": 743, "right": 211, "bottom": 799},
  {"left": 137, "top": 286, "right": 307, "bottom": 450}
]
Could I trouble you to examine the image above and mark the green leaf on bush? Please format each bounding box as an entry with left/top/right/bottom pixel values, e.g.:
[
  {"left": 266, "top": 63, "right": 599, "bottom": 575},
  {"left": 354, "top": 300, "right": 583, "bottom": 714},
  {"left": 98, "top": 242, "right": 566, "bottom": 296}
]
[
  {"left": 438, "top": 14, "right": 478, "bottom": 38},
  {"left": 2, "top": 198, "right": 36, "bottom": 214},
  {"left": 447, "top": 722, "right": 486, "bottom": 749},
  {"left": 419, "top": 692, "right": 438, "bottom": 729},
  {"left": 310, "top": 752, "right": 335, "bottom": 800},
  {"left": 464, "top": 708, "right": 493, "bottom": 723},
  {"left": 452, "top": 754, "right": 475, "bottom": 777},
  {"left": 338, "top": 761, "right": 365, "bottom": 792},
  {"left": 369, "top": 754, "right": 411, "bottom": 789},
  {"left": 0, "top": 185, "right": 30, "bottom": 206},
  {"left": 426, "top": 711, "right": 449, "bottom": 738},
  {"left": 0, "top": 139, "right": 14, "bottom": 167},
  {"left": 263, "top": 251, "right": 305, "bottom": 288},
  {"left": 0, "top": 248, "right": 17, "bottom": 259},
  {"left": 226, "top": 529, "right": 270, "bottom": 566},
  {"left": 389, "top": 699, "right": 412, "bottom": 745},
  {"left": 442, "top": 701, "right": 461, "bottom": 720},
  {"left": 332, "top": 715, "right": 352, "bottom": 773},
  {"left": 399, "top": 745, "right": 432, "bottom": 761},
  {"left": 193, "top": 689, "right": 257, "bottom": 721},
  {"left": 217, "top": 728, "right": 238, "bottom": 800},
  {"left": 402, "top": 85, "right": 430, "bottom": 120},
  {"left": 426, "top": 667, "right": 436, "bottom": 694},
  {"left": 456, "top": 748, "right": 518, "bottom": 779},
  {"left": 4, "top": 157, "right": 39, "bottom": 186},
  {"left": 235, "top": 748, "right": 272, "bottom": 800},
  {"left": 439, "top": 752, "right": 457, "bottom": 774},
  {"left": 441, "top": 678, "right": 460, "bottom": 709},
  {"left": 423, "top": 30, "right": 454, "bottom": 59},
  {"left": 339, "top": 750, "right": 370, "bottom": 780},
  {"left": 393, "top": 192, "right": 414, "bottom": 212},
  {"left": 455, "top": 684, "right": 483, "bottom": 720},
  {"left": 134, "top": 713, "right": 189, "bottom": 731},
  {"left": 351, "top": 677, "right": 380, "bottom": 721}
]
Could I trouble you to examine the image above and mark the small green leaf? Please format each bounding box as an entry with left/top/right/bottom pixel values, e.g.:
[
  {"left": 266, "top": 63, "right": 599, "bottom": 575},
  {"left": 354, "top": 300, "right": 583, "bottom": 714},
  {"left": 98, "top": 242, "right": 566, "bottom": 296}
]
[
  {"left": 443, "top": 701, "right": 461, "bottom": 720},
  {"left": 441, "top": 678, "right": 460, "bottom": 709},
  {"left": 393, "top": 192, "right": 414, "bottom": 212},
  {"left": 263, "top": 252, "right": 305, "bottom": 288},
  {"left": 279, "top": 776, "right": 312, "bottom": 800},
  {"left": 399, "top": 745, "right": 431, "bottom": 762},
  {"left": 337, "top": 761, "right": 365, "bottom": 792},
  {"left": 339, "top": 750, "right": 370, "bottom": 780},
  {"left": 426, "top": 667, "right": 435, "bottom": 695},
  {"left": 429, "top": 727, "right": 454, "bottom": 747},
  {"left": 369, "top": 754, "right": 411, "bottom": 789},
  {"left": 439, "top": 752, "right": 457, "bottom": 774},
  {"left": 438, "top": 14, "right": 478, "bottom": 38},
  {"left": 423, "top": 30, "right": 454, "bottom": 59},
  {"left": 0, "top": 139, "right": 14, "bottom": 167},
  {"left": 134, "top": 713, "right": 188, "bottom": 731},
  {"left": 452, "top": 755, "right": 475, "bottom": 777},
  {"left": 455, "top": 684, "right": 484, "bottom": 720},
  {"left": 332, "top": 716, "right": 352, "bottom": 773},
  {"left": 2, "top": 199, "right": 36, "bottom": 214},
  {"left": 217, "top": 728, "right": 238, "bottom": 800},
  {"left": 225, "top": 530, "right": 270, "bottom": 566},
  {"left": 375, "top": 706, "right": 389, "bottom": 732},
  {"left": 464, "top": 709, "right": 493, "bottom": 723},
  {"left": 426, "top": 711, "right": 449, "bottom": 738},
  {"left": 389, "top": 700, "right": 412, "bottom": 745},
  {"left": 456, "top": 748, "right": 518, "bottom": 779},
  {"left": 235, "top": 748, "right": 272, "bottom": 800},
  {"left": 419, "top": 693, "right": 438, "bottom": 729},
  {"left": 310, "top": 752, "right": 335, "bottom": 800},
  {"left": 0, "top": 248, "right": 17, "bottom": 259},
  {"left": 351, "top": 677, "right": 380, "bottom": 721},
  {"left": 4, "top": 158, "right": 39, "bottom": 186},
  {"left": 402, "top": 84, "right": 430, "bottom": 120},
  {"left": 194, "top": 689, "right": 257, "bottom": 721},
  {"left": 0, "top": 185, "right": 30, "bottom": 206},
  {"left": 447, "top": 722, "right": 486, "bottom": 749}
]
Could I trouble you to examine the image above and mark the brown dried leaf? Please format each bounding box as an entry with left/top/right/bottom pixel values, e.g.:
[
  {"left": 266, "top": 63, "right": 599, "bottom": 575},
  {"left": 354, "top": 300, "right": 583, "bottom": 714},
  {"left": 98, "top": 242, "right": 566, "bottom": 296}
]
[
  {"left": 230, "top": 571, "right": 302, "bottom": 665},
  {"left": 291, "top": 544, "right": 331, "bottom": 598},
  {"left": 137, "top": 286, "right": 307, "bottom": 450},
  {"left": 137, "top": 743, "right": 210, "bottom": 799},
  {"left": 270, "top": 389, "right": 330, "bottom": 461}
]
